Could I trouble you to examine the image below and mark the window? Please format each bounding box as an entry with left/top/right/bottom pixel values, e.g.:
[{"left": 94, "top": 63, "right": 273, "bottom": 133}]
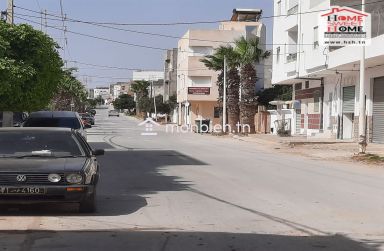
[
  {"left": 190, "top": 46, "right": 213, "bottom": 56},
  {"left": 214, "top": 107, "right": 221, "bottom": 118},
  {"left": 24, "top": 118, "right": 81, "bottom": 129},
  {"left": 313, "top": 26, "right": 319, "bottom": 49},
  {"left": 295, "top": 83, "right": 302, "bottom": 91},
  {"left": 305, "top": 81, "right": 310, "bottom": 89},
  {"left": 277, "top": 1, "right": 281, "bottom": 16},
  {"left": 190, "top": 76, "right": 212, "bottom": 87},
  {"left": 276, "top": 47, "right": 281, "bottom": 63}
]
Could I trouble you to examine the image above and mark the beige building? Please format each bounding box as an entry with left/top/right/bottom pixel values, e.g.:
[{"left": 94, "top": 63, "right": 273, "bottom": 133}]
[{"left": 177, "top": 9, "right": 267, "bottom": 128}]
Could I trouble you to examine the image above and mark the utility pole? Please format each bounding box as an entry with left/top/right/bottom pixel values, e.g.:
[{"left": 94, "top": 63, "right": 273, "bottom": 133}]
[
  {"left": 222, "top": 56, "right": 227, "bottom": 133},
  {"left": 2, "top": 0, "right": 14, "bottom": 127},
  {"left": 6, "top": 0, "right": 13, "bottom": 24},
  {"left": 152, "top": 80, "right": 157, "bottom": 121},
  {"left": 358, "top": 0, "right": 367, "bottom": 153}
]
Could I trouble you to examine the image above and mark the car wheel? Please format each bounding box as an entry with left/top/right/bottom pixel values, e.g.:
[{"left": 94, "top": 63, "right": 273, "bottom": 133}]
[{"left": 79, "top": 190, "right": 96, "bottom": 213}]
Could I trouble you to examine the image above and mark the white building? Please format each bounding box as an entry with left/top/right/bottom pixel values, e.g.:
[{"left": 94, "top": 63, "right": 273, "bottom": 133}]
[
  {"left": 177, "top": 9, "right": 268, "bottom": 127},
  {"left": 93, "top": 87, "right": 110, "bottom": 103},
  {"left": 132, "top": 71, "right": 164, "bottom": 81},
  {"left": 272, "top": 0, "right": 384, "bottom": 143},
  {"left": 111, "top": 82, "right": 133, "bottom": 100}
]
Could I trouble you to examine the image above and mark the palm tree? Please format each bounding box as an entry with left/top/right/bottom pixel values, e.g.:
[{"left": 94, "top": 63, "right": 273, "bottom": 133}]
[
  {"left": 200, "top": 53, "right": 225, "bottom": 105},
  {"left": 235, "top": 36, "right": 270, "bottom": 134},
  {"left": 201, "top": 46, "right": 241, "bottom": 133},
  {"left": 131, "top": 80, "right": 150, "bottom": 116}
]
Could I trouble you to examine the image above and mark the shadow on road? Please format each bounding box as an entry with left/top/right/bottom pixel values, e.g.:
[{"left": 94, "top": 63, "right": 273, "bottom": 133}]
[
  {"left": 0, "top": 230, "right": 379, "bottom": 251},
  {"left": 0, "top": 150, "right": 205, "bottom": 216}
]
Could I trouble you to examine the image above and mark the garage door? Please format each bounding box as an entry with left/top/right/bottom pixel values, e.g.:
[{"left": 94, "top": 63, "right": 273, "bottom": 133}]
[
  {"left": 342, "top": 86, "right": 355, "bottom": 113},
  {"left": 373, "top": 77, "right": 384, "bottom": 143}
]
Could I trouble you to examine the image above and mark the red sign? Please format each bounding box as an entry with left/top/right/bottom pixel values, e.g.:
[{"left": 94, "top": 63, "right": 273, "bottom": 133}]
[{"left": 188, "top": 87, "right": 210, "bottom": 95}]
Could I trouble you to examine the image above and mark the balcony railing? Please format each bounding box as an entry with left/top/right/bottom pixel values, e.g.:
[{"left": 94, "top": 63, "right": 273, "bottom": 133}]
[
  {"left": 286, "top": 53, "right": 297, "bottom": 63},
  {"left": 287, "top": 5, "right": 298, "bottom": 16}
]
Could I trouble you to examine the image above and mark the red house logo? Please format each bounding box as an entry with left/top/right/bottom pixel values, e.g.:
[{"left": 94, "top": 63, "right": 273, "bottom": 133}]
[{"left": 319, "top": 6, "right": 371, "bottom": 46}]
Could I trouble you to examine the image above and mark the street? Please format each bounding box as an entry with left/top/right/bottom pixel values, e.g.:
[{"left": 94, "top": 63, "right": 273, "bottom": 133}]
[{"left": 0, "top": 109, "right": 384, "bottom": 251}]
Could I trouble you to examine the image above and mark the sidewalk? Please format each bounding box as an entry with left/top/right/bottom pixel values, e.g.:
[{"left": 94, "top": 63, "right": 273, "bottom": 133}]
[{"left": 231, "top": 133, "right": 384, "bottom": 165}]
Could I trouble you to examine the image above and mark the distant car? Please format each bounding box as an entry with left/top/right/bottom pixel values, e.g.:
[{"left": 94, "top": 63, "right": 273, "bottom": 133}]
[
  {"left": 0, "top": 128, "right": 104, "bottom": 213},
  {"left": 80, "top": 113, "right": 95, "bottom": 125},
  {"left": 108, "top": 110, "right": 119, "bottom": 117},
  {"left": 23, "top": 111, "right": 89, "bottom": 140}
]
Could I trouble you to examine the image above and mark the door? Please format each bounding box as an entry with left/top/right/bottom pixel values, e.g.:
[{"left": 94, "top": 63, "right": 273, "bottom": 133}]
[
  {"left": 342, "top": 113, "right": 354, "bottom": 140},
  {"left": 373, "top": 77, "right": 384, "bottom": 143},
  {"left": 295, "top": 109, "right": 301, "bottom": 134},
  {"left": 342, "top": 86, "right": 355, "bottom": 139},
  {"left": 303, "top": 101, "right": 308, "bottom": 134}
]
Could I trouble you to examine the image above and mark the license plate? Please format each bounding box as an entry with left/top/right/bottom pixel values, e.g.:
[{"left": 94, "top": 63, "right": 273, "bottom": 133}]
[{"left": 0, "top": 187, "right": 45, "bottom": 194}]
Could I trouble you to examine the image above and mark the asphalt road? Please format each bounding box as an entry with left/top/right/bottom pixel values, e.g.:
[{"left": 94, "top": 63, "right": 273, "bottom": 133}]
[{"left": 0, "top": 109, "right": 384, "bottom": 251}]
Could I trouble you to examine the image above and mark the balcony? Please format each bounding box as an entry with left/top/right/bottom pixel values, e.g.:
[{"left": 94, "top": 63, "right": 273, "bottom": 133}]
[{"left": 287, "top": 5, "right": 298, "bottom": 16}]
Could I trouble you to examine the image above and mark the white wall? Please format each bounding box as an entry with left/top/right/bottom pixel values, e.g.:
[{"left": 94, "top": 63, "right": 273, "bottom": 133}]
[{"left": 133, "top": 71, "right": 164, "bottom": 81}]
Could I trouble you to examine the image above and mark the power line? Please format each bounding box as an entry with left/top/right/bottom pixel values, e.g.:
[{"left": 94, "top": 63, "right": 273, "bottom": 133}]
[
  {"left": 75, "top": 74, "right": 132, "bottom": 80},
  {"left": 15, "top": 15, "right": 171, "bottom": 51},
  {"left": 67, "top": 60, "right": 158, "bottom": 71},
  {"left": 14, "top": 15, "right": 316, "bottom": 47},
  {"left": 15, "top": 0, "right": 384, "bottom": 27},
  {"left": 14, "top": 12, "right": 240, "bottom": 44},
  {"left": 14, "top": 5, "right": 227, "bottom": 26},
  {"left": 65, "top": 60, "right": 242, "bottom": 72},
  {"left": 14, "top": 0, "right": 384, "bottom": 47}
]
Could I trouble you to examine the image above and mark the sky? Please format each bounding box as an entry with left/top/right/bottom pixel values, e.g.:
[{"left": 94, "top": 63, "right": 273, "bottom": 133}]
[{"left": 2, "top": 0, "right": 273, "bottom": 88}]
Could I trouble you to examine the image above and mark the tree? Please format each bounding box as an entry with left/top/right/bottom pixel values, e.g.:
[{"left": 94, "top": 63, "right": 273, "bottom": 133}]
[
  {"left": 94, "top": 95, "right": 105, "bottom": 106},
  {"left": 113, "top": 94, "right": 135, "bottom": 111},
  {"left": 131, "top": 80, "right": 150, "bottom": 116},
  {"left": 0, "top": 22, "right": 63, "bottom": 111},
  {"left": 87, "top": 99, "right": 98, "bottom": 109},
  {"left": 201, "top": 54, "right": 225, "bottom": 104},
  {"left": 154, "top": 94, "right": 177, "bottom": 115},
  {"left": 201, "top": 46, "right": 241, "bottom": 132},
  {"left": 257, "top": 85, "right": 293, "bottom": 109},
  {"left": 50, "top": 68, "right": 88, "bottom": 112},
  {"left": 235, "top": 36, "right": 270, "bottom": 134}
]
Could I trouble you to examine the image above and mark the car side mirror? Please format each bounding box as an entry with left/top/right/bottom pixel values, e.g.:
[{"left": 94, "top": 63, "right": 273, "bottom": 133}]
[
  {"left": 84, "top": 124, "right": 92, "bottom": 129},
  {"left": 92, "top": 149, "right": 104, "bottom": 156}
]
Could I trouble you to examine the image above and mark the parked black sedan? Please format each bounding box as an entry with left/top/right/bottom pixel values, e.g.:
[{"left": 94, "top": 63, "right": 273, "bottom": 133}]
[{"left": 0, "top": 128, "right": 104, "bottom": 213}]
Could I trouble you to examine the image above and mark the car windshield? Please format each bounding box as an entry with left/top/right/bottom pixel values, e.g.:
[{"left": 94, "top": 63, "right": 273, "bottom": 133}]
[
  {"left": 24, "top": 117, "right": 81, "bottom": 129},
  {"left": 0, "top": 131, "right": 84, "bottom": 158}
]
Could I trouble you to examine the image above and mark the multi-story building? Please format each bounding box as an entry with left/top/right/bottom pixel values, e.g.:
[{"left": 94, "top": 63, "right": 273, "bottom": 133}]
[
  {"left": 164, "top": 48, "right": 178, "bottom": 102},
  {"left": 93, "top": 87, "right": 110, "bottom": 103},
  {"left": 272, "top": 0, "right": 384, "bottom": 143},
  {"left": 111, "top": 82, "right": 134, "bottom": 100},
  {"left": 177, "top": 9, "right": 268, "bottom": 127}
]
